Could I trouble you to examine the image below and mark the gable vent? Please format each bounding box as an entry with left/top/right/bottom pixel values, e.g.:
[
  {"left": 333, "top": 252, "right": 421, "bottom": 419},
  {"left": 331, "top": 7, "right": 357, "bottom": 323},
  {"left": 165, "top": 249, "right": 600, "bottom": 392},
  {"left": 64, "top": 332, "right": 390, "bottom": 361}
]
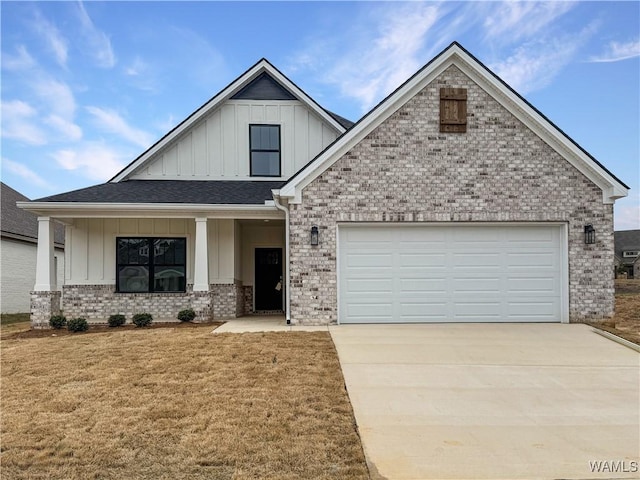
[{"left": 231, "top": 72, "right": 296, "bottom": 100}]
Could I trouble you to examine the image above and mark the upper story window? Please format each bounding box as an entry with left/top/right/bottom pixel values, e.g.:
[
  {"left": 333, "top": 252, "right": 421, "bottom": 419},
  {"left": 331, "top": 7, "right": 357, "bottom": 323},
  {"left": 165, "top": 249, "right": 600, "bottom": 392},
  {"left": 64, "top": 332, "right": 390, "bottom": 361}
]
[
  {"left": 116, "top": 237, "right": 186, "bottom": 293},
  {"left": 623, "top": 251, "right": 639, "bottom": 257},
  {"left": 250, "top": 124, "right": 281, "bottom": 176}
]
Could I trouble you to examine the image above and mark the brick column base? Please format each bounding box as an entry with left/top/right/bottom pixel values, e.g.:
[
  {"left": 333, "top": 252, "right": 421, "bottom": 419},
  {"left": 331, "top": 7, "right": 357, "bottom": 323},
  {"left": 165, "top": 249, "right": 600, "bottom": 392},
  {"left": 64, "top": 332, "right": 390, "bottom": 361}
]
[
  {"left": 30, "top": 291, "right": 61, "bottom": 329},
  {"left": 191, "top": 291, "right": 214, "bottom": 323}
]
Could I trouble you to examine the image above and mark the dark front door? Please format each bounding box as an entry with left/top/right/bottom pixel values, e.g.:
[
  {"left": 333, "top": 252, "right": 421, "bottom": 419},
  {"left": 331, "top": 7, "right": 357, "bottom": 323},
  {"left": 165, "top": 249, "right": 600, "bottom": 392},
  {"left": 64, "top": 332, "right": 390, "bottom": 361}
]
[{"left": 255, "top": 248, "right": 283, "bottom": 311}]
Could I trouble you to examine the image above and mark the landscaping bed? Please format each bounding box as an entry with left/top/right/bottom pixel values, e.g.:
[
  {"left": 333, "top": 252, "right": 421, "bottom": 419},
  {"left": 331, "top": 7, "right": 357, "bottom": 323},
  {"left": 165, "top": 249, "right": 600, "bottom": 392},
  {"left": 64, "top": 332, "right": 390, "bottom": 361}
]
[{"left": 589, "top": 279, "right": 640, "bottom": 346}]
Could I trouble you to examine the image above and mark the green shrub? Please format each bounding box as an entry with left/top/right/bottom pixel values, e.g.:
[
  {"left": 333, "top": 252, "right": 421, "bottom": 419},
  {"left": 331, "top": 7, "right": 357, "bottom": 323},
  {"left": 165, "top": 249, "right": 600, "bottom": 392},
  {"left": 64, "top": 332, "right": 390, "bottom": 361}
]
[
  {"left": 132, "top": 313, "right": 153, "bottom": 327},
  {"left": 67, "top": 317, "right": 88, "bottom": 332},
  {"left": 49, "top": 315, "right": 67, "bottom": 329},
  {"left": 108, "top": 314, "right": 126, "bottom": 327},
  {"left": 177, "top": 308, "right": 196, "bottom": 322}
]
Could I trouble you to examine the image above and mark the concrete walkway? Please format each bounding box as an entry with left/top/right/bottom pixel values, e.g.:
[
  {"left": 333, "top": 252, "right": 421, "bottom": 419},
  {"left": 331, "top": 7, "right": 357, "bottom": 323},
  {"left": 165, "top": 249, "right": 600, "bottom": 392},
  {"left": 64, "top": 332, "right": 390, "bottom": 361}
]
[
  {"left": 213, "top": 315, "right": 328, "bottom": 333},
  {"left": 329, "top": 323, "right": 640, "bottom": 480}
]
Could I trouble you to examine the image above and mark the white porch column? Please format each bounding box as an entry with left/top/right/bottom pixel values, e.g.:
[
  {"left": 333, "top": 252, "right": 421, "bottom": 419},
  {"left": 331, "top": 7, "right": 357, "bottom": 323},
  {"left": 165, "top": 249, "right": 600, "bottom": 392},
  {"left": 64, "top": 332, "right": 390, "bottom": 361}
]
[
  {"left": 34, "top": 216, "right": 56, "bottom": 291},
  {"left": 193, "top": 217, "right": 209, "bottom": 291}
]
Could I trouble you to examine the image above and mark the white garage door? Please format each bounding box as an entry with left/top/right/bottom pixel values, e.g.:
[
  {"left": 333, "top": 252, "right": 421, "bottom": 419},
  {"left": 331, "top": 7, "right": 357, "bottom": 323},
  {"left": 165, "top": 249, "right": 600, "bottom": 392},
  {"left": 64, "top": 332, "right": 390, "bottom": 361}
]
[{"left": 338, "top": 224, "right": 566, "bottom": 323}]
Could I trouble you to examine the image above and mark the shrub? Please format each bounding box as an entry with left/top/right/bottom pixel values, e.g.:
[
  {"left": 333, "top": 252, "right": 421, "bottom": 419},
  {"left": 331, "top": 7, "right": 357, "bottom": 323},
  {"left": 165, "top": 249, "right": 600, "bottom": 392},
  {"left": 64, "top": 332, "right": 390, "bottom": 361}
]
[
  {"left": 177, "top": 308, "right": 196, "bottom": 322},
  {"left": 49, "top": 315, "right": 67, "bottom": 329},
  {"left": 132, "top": 313, "right": 153, "bottom": 327},
  {"left": 67, "top": 317, "right": 88, "bottom": 332},
  {"left": 108, "top": 314, "right": 126, "bottom": 327}
]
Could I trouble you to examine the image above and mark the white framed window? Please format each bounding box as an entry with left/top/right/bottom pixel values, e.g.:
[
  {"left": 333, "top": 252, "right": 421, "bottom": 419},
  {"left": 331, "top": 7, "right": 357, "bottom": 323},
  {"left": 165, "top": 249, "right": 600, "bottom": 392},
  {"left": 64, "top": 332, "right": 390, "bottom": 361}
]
[{"left": 623, "top": 251, "right": 639, "bottom": 257}]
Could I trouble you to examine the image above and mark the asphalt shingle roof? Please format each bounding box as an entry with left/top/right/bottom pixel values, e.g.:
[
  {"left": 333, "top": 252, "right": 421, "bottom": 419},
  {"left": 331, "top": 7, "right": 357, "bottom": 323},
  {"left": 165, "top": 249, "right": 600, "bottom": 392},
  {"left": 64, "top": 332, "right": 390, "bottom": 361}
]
[
  {"left": 34, "top": 180, "right": 286, "bottom": 205},
  {"left": 614, "top": 230, "right": 640, "bottom": 263},
  {"left": 1, "top": 182, "right": 65, "bottom": 245}
]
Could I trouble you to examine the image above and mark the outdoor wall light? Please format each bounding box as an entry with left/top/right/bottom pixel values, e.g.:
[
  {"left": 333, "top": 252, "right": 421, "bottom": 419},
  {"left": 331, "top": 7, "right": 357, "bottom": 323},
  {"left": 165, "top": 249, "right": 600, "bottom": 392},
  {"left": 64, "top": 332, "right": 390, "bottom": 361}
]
[
  {"left": 584, "top": 224, "right": 596, "bottom": 244},
  {"left": 310, "top": 225, "right": 319, "bottom": 246}
]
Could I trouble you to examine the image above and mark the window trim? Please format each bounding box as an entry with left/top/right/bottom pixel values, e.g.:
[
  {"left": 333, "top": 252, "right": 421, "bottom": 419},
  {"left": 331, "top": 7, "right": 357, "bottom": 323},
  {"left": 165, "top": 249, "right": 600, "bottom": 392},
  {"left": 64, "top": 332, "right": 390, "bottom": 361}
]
[
  {"left": 249, "top": 124, "right": 281, "bottom": 177},
  {"left": 623, "top": 251, "right": 639, "bottom": 258},
  {"left": 116, "top": 237, "right": 187, "bottom": 293}
]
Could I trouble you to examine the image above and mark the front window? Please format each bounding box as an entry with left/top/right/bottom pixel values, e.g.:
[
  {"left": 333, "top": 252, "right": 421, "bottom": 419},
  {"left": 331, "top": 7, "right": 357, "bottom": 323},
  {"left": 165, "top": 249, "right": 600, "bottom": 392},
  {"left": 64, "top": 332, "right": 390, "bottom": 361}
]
[
  {"left": 116, "top": 238, "right": 186, "bottom": 293},
  {"left": 623, "top": 251, "right": 639, "bottom": 258},
  {"left": 250, "top": 124, "right": 281, "bottom": 176}
]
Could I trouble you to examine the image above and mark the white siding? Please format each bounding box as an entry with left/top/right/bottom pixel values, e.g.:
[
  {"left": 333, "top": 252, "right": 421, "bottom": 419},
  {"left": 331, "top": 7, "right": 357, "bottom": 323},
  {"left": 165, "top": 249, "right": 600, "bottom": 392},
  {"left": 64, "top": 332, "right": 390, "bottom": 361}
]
[
  {"left": 66, "top": 218, "right": 237, "bottom": 286},
  {"left": 129, "top": 100, "right": 340, "bottom": 181},
  {"left": 1, "top": 238, "right": 64, "bottom": 313}
]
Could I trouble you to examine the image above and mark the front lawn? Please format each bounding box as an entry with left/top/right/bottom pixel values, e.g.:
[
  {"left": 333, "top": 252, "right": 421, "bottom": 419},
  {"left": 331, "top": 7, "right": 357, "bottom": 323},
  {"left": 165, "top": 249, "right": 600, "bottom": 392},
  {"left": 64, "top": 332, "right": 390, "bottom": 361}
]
[{"left": 0, "top": 326, "right": 369, "bottom": 479}]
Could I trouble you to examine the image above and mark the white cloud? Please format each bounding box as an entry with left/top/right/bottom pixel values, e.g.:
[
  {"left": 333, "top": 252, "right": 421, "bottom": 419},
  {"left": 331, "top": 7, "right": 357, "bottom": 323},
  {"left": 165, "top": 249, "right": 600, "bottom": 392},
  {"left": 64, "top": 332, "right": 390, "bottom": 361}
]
[
  {"left": 590, "top": 39, "right": 640, "bottom": 63},
  {"left": 45, "top": 115, "right": 83, "bottom": 141},
  {"left": 32, "top": 9, "right": 68, "bottom": 67},
  {"left": 124, "top": 56, "right": 147, "bottom": 77},
  {"left": 75, "top": 1, "right": 116, "bottom": 68},
  {"left": 51, "top": 143, "right": 127, "bottom": 181},
  {"left": 2, "top": 157, "right": 53, "bottom": 189},
  {"left": 614, "top": 194, "right": 640, "bottom": 231},
  {"left": 0, "top": 100, "right": 48, "bottom": 145},
  {"left": 31, "top": 77, "right": 77, "bottom": 120},
  {"left": 86, "top": 106, "right": 154, "bottom": 149},
  {"left": 316, "top": 2, "right": 443, "bottom": 111},
  {"left": 490, "top": 24, "right": 596, "bottom": 94},
  {"left": 1, "top": 45, "right": 36, "bottom": 71},
  {"left": 484, "top": 1, "right": 576, "bottom": 42}
]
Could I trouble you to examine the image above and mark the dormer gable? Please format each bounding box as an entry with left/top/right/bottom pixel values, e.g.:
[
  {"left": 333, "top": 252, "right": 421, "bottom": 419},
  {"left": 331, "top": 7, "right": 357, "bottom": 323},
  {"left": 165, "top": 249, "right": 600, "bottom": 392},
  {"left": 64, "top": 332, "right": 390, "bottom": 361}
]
[{"left": 111, "top": 59, "right": 348, "bottom": 183}]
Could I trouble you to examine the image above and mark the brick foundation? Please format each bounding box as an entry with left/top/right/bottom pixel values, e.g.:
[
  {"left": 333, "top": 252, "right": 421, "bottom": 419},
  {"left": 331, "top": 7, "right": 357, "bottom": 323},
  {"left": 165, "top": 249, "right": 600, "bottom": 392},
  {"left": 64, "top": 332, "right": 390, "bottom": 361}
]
[
  {"left": 30, "top": 291, "right": 61, "bottom": 329},
  {"left": 57, "top": 284, "right": 245, "bottom": 324}
]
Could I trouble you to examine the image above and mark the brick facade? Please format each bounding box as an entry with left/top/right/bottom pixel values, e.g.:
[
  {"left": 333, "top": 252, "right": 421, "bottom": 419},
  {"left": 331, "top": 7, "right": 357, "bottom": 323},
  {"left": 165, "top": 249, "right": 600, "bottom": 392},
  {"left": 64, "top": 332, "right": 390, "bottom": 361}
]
[
  {"left": 288, "top": 65, "right": 614, "bottom": 325},
  {"left": 35, "top": 283, "right": 244, "bottom": 328},
  {"left": 30, "top": 291, "right": 61, "bottom": 329}
]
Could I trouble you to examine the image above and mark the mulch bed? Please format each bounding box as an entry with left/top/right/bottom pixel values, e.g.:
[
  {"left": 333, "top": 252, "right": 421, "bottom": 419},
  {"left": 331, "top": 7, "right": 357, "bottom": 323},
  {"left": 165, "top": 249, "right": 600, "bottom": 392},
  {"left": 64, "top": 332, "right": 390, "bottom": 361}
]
[{"left": 3, "top": 321, "right": 222, "bottom": 340}]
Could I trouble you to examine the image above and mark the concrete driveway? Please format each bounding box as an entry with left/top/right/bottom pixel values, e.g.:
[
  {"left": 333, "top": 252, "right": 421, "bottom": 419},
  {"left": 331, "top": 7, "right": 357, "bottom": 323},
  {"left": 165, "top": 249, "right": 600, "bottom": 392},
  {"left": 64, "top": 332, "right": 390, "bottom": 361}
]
[{"left": 329, "top": 324, "right": 640, "bottom": 480}]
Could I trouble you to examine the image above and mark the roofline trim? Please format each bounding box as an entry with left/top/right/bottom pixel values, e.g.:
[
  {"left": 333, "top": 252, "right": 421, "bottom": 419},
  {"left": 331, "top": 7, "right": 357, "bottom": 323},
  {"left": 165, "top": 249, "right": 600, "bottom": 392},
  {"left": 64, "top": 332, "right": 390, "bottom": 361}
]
[
  {"left": 17, "top": 201, "right": 283, "bottom": 220},
  {"left": 279, "top": 42, "right": 629, "bottom": 205},
  {"left": 109, "top": 59, "right": 346, "bottom": 183}
]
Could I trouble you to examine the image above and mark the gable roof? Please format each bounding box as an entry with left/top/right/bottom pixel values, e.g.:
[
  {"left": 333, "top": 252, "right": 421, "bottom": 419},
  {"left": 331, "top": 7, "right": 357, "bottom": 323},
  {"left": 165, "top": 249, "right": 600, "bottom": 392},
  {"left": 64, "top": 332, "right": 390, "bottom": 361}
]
[
  {"left": 1, "top": 183, "right": 64, "bottom": 246},
  {"left": 278, "top": 42, "right": 629, "bottom": 205},
  {"left": 614, "top": 230, "right": 640, "bottom": 259},
  {"left": 110, "top": 58, "right": 349, "bottom": 182}
]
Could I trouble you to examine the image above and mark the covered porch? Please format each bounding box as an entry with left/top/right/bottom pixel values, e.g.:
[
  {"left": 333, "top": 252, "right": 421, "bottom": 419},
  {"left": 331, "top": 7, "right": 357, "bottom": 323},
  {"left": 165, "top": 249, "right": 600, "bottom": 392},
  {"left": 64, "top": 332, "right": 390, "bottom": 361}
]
[{"left": 20, "top": 201, "right": 287, "bottom": 328}]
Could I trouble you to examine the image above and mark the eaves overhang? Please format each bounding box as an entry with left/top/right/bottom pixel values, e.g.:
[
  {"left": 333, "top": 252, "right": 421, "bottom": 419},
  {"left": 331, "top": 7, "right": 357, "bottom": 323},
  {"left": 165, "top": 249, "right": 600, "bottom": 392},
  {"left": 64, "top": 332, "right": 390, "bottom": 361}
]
[
  {"left": 16, "top": 201, "right": 284, "bottom": 220},
  {"left": 279, "top": 42, "right": 629, "bottom": 205}
]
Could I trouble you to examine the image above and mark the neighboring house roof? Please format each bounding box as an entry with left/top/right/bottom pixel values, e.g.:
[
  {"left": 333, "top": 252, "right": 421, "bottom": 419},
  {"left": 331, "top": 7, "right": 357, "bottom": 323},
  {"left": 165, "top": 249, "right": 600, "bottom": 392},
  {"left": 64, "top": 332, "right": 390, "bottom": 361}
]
[
  {"left": 34, "top": 180, "right": 285, "bottom": 204},
  {"left": 110, "top": 58, "right": 349, "bottom": 183},
  {"left": 1, "top": 183, "right": 64, "bottom": 246},
  {"left": 278, "top": 42, "right": 629, "bottom": 204},
  {"left": 614, "top": 230, "right": 640, "bottom": 265}
]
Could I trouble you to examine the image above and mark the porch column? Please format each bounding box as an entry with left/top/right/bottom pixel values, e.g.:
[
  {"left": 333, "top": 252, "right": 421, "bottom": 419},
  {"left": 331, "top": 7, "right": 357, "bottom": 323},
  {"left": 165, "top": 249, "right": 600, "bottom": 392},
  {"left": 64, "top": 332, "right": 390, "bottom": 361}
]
[
  {"left": 34, "top": 216, "right": 56, "bottom": 291},
  {"left": 193, "top": 217, "right": 209, "bottom": 291}
]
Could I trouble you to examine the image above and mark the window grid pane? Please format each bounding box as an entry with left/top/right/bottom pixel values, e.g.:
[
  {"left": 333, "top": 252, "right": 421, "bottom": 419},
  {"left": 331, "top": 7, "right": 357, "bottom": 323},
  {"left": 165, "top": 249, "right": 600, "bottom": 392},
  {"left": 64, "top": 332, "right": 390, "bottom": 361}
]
[
  {"left": 250, "top": 124, "right": 280, "bottom": 176},
  {"left": 117, "top": 237, "right": 186, "bottom": 293}
]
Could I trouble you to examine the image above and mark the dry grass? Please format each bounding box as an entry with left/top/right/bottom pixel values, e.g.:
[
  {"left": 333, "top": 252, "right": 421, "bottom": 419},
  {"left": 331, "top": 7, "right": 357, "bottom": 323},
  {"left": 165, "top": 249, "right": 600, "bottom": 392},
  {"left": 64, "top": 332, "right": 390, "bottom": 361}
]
[
  {"left": 590, "top": 279, "right": 640, "bottom": 345},
  {"left": 1, "top": 326, "right": 369, "bottom": 479}
]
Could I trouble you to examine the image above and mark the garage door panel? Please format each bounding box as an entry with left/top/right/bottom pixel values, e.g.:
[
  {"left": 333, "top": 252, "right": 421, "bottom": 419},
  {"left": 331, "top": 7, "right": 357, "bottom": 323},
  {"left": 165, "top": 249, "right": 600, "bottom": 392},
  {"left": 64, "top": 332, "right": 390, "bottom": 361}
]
[
  {"left": 398, "top": 253, "right": 446, "bottom": 267},
  {"left": 346, "top": 253, "right": 392, "bottom": 267},
  {"left": 339, "top": 224, "right": 564, "bottom": 323},
  {"left": 453, "top": 253, "right": 501, "bottom": 267},
  {"left": 399, "top": 278, "right": 447, "bottom": 293},
  {"left": 451, "top": 277, "right": 501, "bottom": 293}
]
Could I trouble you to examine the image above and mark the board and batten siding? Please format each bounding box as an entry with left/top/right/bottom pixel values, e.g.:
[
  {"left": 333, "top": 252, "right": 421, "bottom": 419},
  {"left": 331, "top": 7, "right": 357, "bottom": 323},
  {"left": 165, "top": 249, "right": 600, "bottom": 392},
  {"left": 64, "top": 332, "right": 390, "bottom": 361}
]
[
  {"left": 129, "top": 100, "right": 340, "bottom": 180},
  {"left": 65, "top": 218, "right": 239, "bottom": 286}
]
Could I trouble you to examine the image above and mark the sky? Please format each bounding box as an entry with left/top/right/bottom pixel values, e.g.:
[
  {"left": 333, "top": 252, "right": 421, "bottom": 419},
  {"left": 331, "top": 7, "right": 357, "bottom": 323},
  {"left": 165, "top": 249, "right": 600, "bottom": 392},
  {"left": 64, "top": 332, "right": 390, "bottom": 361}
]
[{"left": 1, "top": 1, "right": 639, "bottom": 230}]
